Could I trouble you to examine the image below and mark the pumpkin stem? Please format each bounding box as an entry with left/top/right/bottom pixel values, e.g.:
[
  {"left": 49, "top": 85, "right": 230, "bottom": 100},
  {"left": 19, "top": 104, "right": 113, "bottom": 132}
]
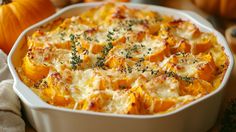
[{"left": 1, "top": 0, "right": 12, "bottom": 5}]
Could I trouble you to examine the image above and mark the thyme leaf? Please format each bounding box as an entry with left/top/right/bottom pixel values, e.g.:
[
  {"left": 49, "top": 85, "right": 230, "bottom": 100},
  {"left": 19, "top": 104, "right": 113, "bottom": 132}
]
[
  {"left": 95, "top": 57, "right": 105, "bottom": 67},
  {"left": 180, "top": 76, "right": 194, "bottom": 84},
  {"left": 70, "top": 34, "right": 83, "bottom": 70},
  {"left": 165, "top": 71, "right": 193, "bottom": 84},
  {"left": 102, "top": 42, "right": 113, "bottom": 56}
]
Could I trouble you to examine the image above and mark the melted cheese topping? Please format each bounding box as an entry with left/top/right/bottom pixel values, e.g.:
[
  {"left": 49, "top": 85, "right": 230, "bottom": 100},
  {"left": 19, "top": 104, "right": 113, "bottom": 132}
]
[{"left": 17, "top": 3, "right": 229, "bottom": 115}]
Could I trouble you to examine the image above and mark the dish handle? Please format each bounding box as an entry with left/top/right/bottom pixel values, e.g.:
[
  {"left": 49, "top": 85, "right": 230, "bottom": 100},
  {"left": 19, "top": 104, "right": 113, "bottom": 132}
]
[{"left": 13, "top": 81, "right": 49, "bottom": 110}]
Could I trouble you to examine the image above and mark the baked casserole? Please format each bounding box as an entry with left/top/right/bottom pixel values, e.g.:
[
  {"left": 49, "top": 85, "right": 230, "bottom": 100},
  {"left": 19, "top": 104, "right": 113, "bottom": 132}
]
[{"left": 17, "top": 3, "right": 229, "bottom": 115}]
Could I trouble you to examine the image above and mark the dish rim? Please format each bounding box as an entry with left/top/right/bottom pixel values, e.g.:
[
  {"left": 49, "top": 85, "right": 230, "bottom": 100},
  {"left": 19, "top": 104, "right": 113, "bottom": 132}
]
[{"left": 7, "top": 2, "right": 235, "bottom": 119}]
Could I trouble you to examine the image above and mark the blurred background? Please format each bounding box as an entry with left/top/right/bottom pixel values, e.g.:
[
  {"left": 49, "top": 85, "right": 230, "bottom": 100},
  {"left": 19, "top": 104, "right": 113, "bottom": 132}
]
[{"left": 0, "top": 0, "right": 235, "bottom": 131}]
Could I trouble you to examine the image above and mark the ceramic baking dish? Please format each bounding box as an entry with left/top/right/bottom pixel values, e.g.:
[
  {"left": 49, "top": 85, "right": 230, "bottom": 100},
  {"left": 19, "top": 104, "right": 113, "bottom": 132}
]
[{"left": 8, "top": 2, "right": 234, "bottom": 132}]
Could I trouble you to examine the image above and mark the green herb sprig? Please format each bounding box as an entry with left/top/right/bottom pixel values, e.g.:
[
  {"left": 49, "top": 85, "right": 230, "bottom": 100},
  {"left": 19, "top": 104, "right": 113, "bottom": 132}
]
[
  {"left": 70, "top": 34, "right": 83, "bottom": 70},
  {"left": 96, "top": 31, "right": 115, "bottom": 68},
  {"left": 164, "top": 71, "right": 194, "bottom": 84},
  {"left": 95, "top": 56, "right": 105, "bottom": 67},
  {"left": 102, "top": 42, "right": 113, "bottom": 56}
]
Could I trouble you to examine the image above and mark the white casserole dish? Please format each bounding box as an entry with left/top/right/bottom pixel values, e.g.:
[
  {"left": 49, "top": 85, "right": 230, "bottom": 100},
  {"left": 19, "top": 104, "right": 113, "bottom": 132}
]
[{"left": 8, "top": 2, "right": 234, "bottom": 132}]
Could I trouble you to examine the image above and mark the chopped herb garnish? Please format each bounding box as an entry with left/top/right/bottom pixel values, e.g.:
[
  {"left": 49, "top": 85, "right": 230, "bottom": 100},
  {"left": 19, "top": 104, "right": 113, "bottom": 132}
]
[
  {"left": 123, "top": 19, "right": 148, "bottom": 31},
  {"left": 108, "top": 31, "right": 114, "bottom": 35},
  {"left": 95, "top": 30, "right": 117, "bottom": 68},
  {"left": 70, "top": 34, "right": 83, "bottom": 70},
  {"left": 71, "top": 52, "right": 82, "bottom": 70},
  {"left": 94, "top": 38, "right": 99, "bottom": 42},
  {"left": 102, "top": 42, "right": 113, "bottom": 56},
  {"left": 123, "top": 45, "right": 140, "bottom": 59},
  {"left": 131, "top": 45, "right": 139, "bottom": 52},
  {"left": 87, "top": 37, "right": 93, "bottom": 41},
  {"left": 138, "top": 57, "right": 144, "bottom": 62},
  {"left": 75, "top": 42, "right": 81, "bottom": 46},
  {"left": 193, "top": 59, "right": 198, "bottom": 64},
  {"left": 83, "top": 32, "right": 87, "bottom": 39},
  {"left": 95, "top": 56, "right": 105, "bottom": 67},
  {"left": 82, "top": 32, "right": 93, "bottom": 41},
  {"left": 127, "top": 24, "right": 133, "bottom": 31},
  {"left": 165, "top": 71, "right": 193, "bottom": 83},
  {"left": 127, "top": 65, "right": 132, "bottom": 73},
  {"left": 165, "top": 71, "right": 176, "bottom": 77},
  {"left": 151, "top": 69, "right": 159, "bottom": 75},
  {"left": 70, "top": 34, "right": 75, "bottom": 41},
  {"left": 125, "top": 49, "right": 132, "bottom": 59},
  {"left": 180, "top": 59, "right": 185, "bottom": 63},
  {"left": 101, "top": 31, "right": 115, "bottom": 56},
  {"left": 113, "top": 28, "right": 119, "bottom": 32},
  {"left": 107, "top": 31, "right": 115, "bottom": 41},
  {"left": 180, "top": 76, "right": 193, "bottom": 84},
  {"left": 142, "top": 68, "right": 146, "bottom": 73},
  {"left": 60, "top": 32, "right": 66, "bottom": 40},
  {"left": 76, "top": 34, "right": 81, "bottom": 39}
]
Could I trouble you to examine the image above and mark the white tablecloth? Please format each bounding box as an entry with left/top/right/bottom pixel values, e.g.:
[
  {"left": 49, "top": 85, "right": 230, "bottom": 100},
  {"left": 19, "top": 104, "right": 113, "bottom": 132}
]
[{"left": 0, "top": 50, "right": 25, "bottom": 132}]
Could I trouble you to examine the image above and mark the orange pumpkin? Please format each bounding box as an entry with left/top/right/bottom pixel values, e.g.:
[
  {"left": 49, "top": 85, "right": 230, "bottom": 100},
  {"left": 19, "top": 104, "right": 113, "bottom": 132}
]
[
  {"left": 0, "top": 0, "right": 55, "bottom": 54},
  {"left": 193, "top": 0, "right": 236, "bottom": 19}
]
